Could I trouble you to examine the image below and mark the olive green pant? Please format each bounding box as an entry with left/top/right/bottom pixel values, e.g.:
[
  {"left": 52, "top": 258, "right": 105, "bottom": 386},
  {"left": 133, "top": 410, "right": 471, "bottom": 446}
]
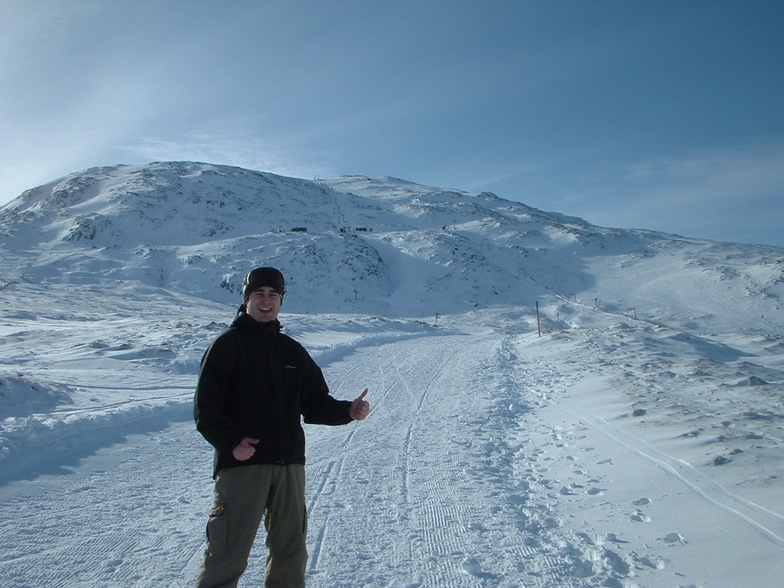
[{"left": 196, "top": 464, "right": 308, "bottom": 588}]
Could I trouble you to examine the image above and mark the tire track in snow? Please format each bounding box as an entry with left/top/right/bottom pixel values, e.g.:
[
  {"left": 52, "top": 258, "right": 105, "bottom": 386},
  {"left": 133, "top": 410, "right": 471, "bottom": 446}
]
[
  {"left": 402, "top": 348, "right": 467, "bottom": 564},
  {"left": 397, "top": 345, "right": 461, "bottom": 505},
  {"left": 306, "top": 343, "right": 424, "bottom": 574},
  {"left": 394, "top": 335, "right": 514, "bottom": 586},
  {"left": 304, "top": 334, "right": 494, "bottom": 586}
]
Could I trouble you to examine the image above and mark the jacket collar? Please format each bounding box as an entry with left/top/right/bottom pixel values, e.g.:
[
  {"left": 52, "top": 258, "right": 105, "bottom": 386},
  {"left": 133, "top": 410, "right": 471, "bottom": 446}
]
[{"left": 232, "top": 312, "right": 282, "bottom": 335}]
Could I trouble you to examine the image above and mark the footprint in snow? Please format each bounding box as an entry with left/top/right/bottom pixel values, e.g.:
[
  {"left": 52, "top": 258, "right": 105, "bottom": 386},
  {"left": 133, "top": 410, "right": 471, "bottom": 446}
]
[
  {"left": 605, "top": 533, "right": 630, "bottom": 544},
  {"left": 632, "top": 497, "right": 651, "bottom": 506},
  {"left": 631, "top": 510, "right": 652, "bottom": 523},
  {"left": 460, "top": 557, "right": 498, "bottom": 579},
  {"left": 461, "top": 557, "right": 482, "bottom": 575},
  {"left": 636, "top": 555, "right": 666, "bottom": 569},
  {"left": 660, "top": 532, "right": 686, "bottom": 544}
]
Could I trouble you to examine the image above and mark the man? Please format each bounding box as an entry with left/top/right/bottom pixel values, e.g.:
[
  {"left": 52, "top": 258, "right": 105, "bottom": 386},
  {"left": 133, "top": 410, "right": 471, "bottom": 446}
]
[{"left": 194, "top": 267, "right": 370, "bottom": 588}]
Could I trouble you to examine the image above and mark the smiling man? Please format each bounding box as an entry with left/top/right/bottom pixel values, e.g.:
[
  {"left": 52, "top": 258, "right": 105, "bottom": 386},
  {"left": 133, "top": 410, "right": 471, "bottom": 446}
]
[{"left": 194, "top": 267, "right": 370, "bottom": 588}]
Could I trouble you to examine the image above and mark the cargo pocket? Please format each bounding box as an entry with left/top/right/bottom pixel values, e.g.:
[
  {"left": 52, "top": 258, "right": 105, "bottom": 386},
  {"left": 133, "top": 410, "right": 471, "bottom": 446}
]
[{"left": 205, "top": 503, "right": 228, "bottom": 555}]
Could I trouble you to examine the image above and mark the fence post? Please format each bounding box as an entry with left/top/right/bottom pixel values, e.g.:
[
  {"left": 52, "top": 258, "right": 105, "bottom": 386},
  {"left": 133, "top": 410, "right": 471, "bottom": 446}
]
[{"left": 536, "top": 301, "right": 541, "bottom": 337}]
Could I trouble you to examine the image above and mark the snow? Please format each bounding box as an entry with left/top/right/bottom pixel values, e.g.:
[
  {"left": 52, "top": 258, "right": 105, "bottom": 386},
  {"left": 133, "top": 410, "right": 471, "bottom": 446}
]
[{"left": 1, "top": 162, "right": 783, "bottom": 586}]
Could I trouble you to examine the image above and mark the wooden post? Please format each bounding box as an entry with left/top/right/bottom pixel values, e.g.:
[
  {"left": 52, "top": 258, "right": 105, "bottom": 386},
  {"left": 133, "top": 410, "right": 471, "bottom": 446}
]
[{"left": 536, "top": 301, "right": 541, "bottom": 337}]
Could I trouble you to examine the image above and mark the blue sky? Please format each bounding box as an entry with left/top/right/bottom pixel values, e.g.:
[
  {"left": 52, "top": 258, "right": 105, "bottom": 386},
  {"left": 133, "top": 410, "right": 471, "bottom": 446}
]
[{"left": 2, "top": 1, "right": 782, "bottom": 247}]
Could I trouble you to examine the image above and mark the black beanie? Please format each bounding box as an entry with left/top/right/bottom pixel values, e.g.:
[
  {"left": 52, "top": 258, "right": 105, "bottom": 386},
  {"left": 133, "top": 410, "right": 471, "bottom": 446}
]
[{"left": 241, "top": 267, "right": 286, "bottom": 301}]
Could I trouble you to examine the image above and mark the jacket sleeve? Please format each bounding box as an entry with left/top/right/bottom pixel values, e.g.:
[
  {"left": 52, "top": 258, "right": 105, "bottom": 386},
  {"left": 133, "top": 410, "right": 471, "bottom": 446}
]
[
  {"left": 299, "top": 349, "right": 353, "bottom": 425},
  {"left": 193, "top": 334, "right": 246, "bottom": 453}
]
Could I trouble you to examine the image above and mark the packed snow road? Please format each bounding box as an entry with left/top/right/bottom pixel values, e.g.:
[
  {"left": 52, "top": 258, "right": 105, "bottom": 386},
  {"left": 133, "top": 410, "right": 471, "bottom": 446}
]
[
  {"left": 2, "top": 316, "right": 784, "bottom": 587},
  {"left": 0, "top": 327, "right": 607, "bottom": 587}
]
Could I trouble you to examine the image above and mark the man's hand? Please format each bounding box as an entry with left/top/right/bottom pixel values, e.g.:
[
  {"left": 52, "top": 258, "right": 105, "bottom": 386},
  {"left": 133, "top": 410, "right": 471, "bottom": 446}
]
[
  {"left": 232, "top": 437, "right": 259, "bottom": 461},
  {"left": 350, "top": 388, "right": 370, "bottom": 421}
]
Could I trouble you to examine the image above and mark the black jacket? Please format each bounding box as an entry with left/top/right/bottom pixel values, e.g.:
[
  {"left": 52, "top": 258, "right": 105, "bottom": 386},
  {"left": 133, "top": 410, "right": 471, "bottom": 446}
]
[{"left": 194, "top": 313, "right": 352, "bottom": 477}]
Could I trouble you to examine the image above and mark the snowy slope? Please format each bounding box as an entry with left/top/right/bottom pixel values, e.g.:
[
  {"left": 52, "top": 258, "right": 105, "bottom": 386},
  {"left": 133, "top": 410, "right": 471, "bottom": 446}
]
[
  {"left": 1, "top": 162, "right": 783, "bottom": 587},
  {"left": 2, "top": 161, "right": 781, "bottom": 332}
]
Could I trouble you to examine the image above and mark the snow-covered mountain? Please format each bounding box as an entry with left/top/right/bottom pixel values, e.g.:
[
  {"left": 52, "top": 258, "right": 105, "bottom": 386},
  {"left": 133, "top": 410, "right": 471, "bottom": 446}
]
[
  {"left": 2, "top": 162, "right": 784, "bottom": 587},
  {"left": 2, "top": 161, "right": 782, "bottom": 335}
]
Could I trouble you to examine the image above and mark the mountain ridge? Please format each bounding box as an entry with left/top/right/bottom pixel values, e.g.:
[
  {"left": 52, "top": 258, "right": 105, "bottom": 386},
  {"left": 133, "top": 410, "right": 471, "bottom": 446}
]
[{"left": 1, "top": 161, "right": 781, "bottom": 336}]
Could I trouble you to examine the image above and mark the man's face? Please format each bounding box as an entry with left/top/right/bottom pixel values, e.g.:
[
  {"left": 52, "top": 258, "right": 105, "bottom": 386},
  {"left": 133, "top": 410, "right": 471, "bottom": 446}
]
[{"left": 246, "top": 287, "right": 282, "bottom": 323}]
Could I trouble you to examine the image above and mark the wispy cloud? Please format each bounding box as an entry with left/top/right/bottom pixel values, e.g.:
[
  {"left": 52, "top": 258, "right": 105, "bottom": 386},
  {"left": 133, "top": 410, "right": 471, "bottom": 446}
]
[
  {"left": 624, "top": 141, "right": 784, "bottom": 202},
  {"left": 577, "top": 141, "right": 784, "bottom": 245},
  {"left": 120, "top": 129, "right": 337, "bottom": 182}
]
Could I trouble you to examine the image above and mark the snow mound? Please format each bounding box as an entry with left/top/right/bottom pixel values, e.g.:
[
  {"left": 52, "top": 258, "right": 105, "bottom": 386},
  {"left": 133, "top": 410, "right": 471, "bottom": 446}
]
[{"left": 0, "top": 374, "right": 72, "bottom": 418}]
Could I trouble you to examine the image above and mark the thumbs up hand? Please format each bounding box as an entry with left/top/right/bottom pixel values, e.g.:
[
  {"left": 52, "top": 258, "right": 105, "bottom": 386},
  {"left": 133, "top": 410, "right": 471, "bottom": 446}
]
[{"left": 350, "top": 388, "right": 370, "bottom": 421}]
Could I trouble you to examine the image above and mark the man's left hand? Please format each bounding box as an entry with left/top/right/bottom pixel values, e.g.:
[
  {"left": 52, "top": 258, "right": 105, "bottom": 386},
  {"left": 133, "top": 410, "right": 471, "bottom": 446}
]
[{"left": 350, "top": 388, "right": 370, "bottom": 420}]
